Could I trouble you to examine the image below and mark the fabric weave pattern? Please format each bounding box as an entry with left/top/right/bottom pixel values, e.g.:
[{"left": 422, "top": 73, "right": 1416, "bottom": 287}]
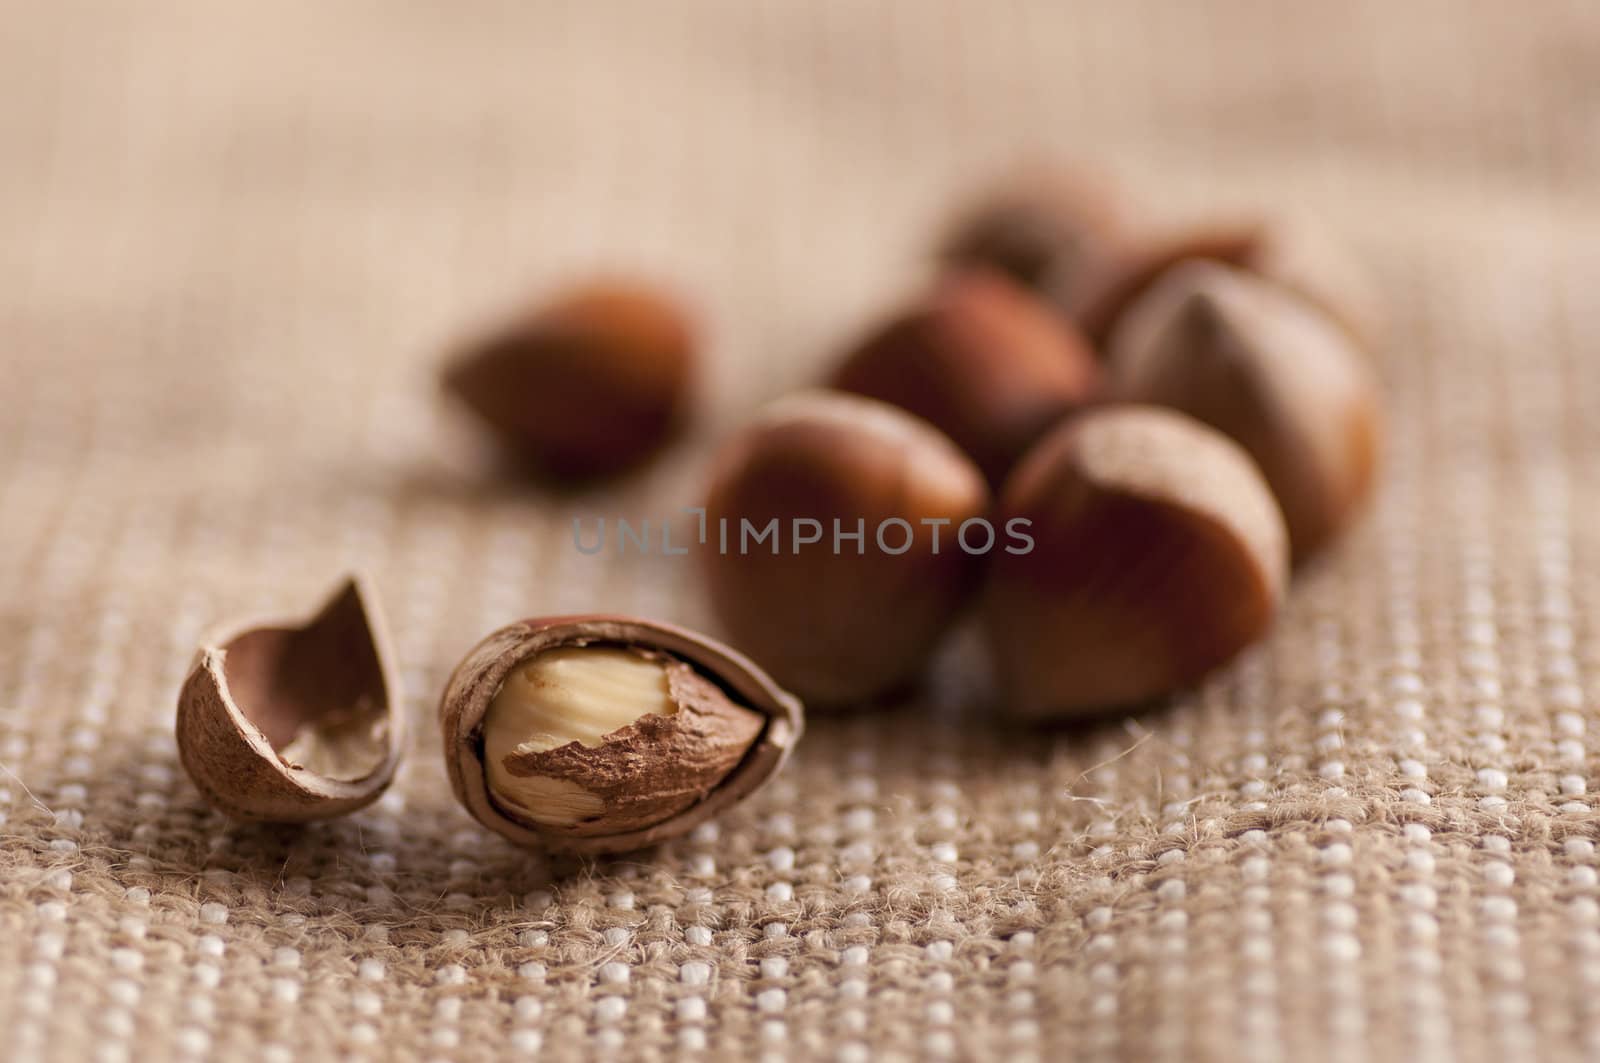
[{"left": 2, "top": 2, "right": 1599, "bottom": 1060}]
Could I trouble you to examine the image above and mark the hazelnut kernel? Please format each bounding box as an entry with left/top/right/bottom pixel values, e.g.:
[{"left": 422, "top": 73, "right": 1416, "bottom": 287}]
[{"left": 481, "top": 645, "right": 764, "bottom": 837}]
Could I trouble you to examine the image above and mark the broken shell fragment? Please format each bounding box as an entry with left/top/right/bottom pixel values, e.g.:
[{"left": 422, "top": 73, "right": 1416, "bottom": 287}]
[{"left": 175, "top": 576, "right": 404, "bottom": 822}]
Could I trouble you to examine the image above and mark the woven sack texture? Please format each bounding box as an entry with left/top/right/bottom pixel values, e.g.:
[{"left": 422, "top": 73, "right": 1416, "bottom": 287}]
[{"left": 3, "top": 2, "right": 1600, "bottom": 1060}]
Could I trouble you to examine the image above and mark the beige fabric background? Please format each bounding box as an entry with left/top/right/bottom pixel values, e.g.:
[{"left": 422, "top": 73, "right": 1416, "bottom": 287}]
[{"left": 3, "top": 1, "right": 1600, "bottom": 1060}]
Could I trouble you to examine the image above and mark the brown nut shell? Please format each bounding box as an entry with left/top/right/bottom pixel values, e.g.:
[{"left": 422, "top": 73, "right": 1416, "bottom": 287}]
[
  {"left": 175, "top": 576, "right": 404, "bottom": 822},
  {"left": 1067, "top": 219, "right": 1382, "bottom": 349},
  {"left": 438, "top": 616, "right": 804, "bottom": 856},
  {"left": 830, "top": 270, "right": 1101, "bottom": 488},
  {"left": 938, "top": 164, "right": 1130, "bottom": 301},
  {"left": 443, "top": 279, "right": 696, "bottom": 482},
  {"left": 983, "top": 405, "right": 1288, "bottom": 720},
  {"left": 1107, "top": 261, "right": 1382, "bottom": 562},
  {"left": 702, "top": 391, "right": 990, "bottom": 707},
  {"left": 1065, "top": 225, "right": 1260, "bottom": 345}
]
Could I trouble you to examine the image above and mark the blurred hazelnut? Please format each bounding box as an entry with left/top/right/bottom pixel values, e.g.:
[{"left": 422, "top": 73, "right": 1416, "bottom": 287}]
[
  {"left": 830, "top": 270, "right": 1101, "bottom": 487},
  {"left": 1069, "top": 218, "right": 1383, "bottom": 349},
  {"left": 1107, "top": 261, "right": 1382, "bottom": 562},
  {"left": 938, "top": 165, "right": 1129, "bottom": 306},
  {"left": 703, "top": 391, "right": 990, "bottom": 706},
  {"left": 443, "top": 279, "right": 695, "bottom": 482},
  {"left": 982, "top": 405, "right": 1288, "bottom": 719}
]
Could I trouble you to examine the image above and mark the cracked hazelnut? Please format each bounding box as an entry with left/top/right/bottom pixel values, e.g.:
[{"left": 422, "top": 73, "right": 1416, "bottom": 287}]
[
  {"left": 830, "top": 270, "right": 1101, "bottom": 488},
  {"left": 176, "top": 577, "right": 404, "bottom": 821},
  {"left": 702, "top": 391, "right": 990, "bottom": 706},
  {"left": 443, "top": 279, "right": 695, "bottom": 482},
  {"left": 982, "top": 405, "right": 1288, "bottom": 719},
  {"left": 1107, "top": 261, "right": 1382, "bottom": 562},
  {"left": 440, "top": 616, "right": 802, "bottom": 855}
]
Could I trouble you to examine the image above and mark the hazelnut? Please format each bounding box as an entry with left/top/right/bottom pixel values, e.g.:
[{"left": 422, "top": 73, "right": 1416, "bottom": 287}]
[
  {"left": 1068, "top": 218, "right": 1382, "bottom": 348},
  {"left": 439, "top": 615, "right": 803, "bottom": 855},
  {"left": 1107, "top": 261, "right": 1382, "bottom": 562},
  {"left": 176, "top": 577, "right": 404, "bottom": 821},
  {"left": 702, "top": 391, "right": 989, "bottom": 706},
  {"left": 829, "top": 270, "right": 1101, "bottom": 487},
  {"left": 982, "top": 405, "right": 1287, "bottom": 719},
  {"left": 443, "top": 279, "right": 695, "bottom": 482},
  {"left": 938, "top": 165, "right": 1129, "bottom": 304}
]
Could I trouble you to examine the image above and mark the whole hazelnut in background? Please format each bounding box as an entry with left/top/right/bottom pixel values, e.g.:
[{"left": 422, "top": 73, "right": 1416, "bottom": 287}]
[
  {"left": 1068, "top": 218, "right": 1383, "bottom": 349},
  {"left": 982, "top": 405, "right": 1288, "bottom": 720},
  {"left": 938, "top": 164, "right": 1129, "bottom": 305},
  {"left": 829, "top": 269, "right": 1101, "bottom": 487},
  {"left": 1067, "top": 225, "right": 1256, "bottom": 345},
  {"left": 702, "top": 391, "right": 990, "bottom": 706},
  {"left": 442, "top": 279, "right": 696, "bottom": 482},
  {"left": 1107, "top": 261, "right": 1382, "bottom": 562},
  {"left": 439, "top": 615, "right": 802, "bottom": 855}
]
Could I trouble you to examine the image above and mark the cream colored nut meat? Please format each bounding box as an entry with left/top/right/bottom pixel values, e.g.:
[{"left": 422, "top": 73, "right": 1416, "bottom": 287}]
[{"left": 481, "top": 645, "right": 766, "bottom": 837}]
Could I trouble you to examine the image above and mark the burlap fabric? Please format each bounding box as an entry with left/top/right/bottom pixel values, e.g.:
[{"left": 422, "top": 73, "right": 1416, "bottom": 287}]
[{"left": 3, "top": 2, "right": 1598, "bottom": 1060}]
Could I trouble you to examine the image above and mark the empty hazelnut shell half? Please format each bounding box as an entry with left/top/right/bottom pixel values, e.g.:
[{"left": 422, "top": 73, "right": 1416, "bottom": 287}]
[
  {"left": 983, "top": 405, "right": 1288, "bottom": 719},
  {"left": 830, "top": 269, "right": 1101, "bottom": 488},
  {"left": 443, "top": 279, "right": 696, "bottom": 482},
  {"left": 439, "top": 616, "right": 804, "bottom": 856},
  {"left": 176, "top": 577, "right": 404, "bottom": 821},
  {"left": 1108, "top": 261, "right": 1382, "bottom": 562}
]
